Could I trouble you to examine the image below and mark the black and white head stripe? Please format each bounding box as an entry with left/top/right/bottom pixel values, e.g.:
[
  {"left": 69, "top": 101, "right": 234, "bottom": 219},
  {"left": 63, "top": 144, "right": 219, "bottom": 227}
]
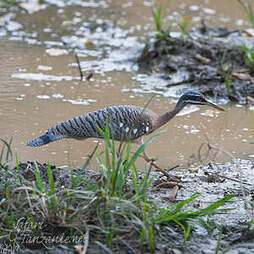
[{"left": 179, "top": 90, "right": 207, "bottom": 105}]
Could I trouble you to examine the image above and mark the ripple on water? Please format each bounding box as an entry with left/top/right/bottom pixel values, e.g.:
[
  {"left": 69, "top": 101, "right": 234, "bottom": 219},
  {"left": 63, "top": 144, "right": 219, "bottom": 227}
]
[
  {"left": 12, "top": 73, "right": 78, "bottom": 82},
  {"left": 37, "top": 65, "right": 53, "bottom": 71},
  {"left": 37, "top": 95, "right": 50, "bottom": 99},
  {"left": 62, "top": 98, "right": 96, "bottom": 105}
]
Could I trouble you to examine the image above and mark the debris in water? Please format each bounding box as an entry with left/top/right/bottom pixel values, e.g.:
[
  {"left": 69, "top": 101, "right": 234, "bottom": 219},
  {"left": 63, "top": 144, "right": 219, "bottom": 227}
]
[
  {"left": 37, "top": 65, "right": 53, "bottom": 71},
  {"left": 36, "top": 95, "right": 50, "bottom": 99},
  {"left": 46, "top": 48, "right": 68, "bottom": 56},
  {"left": 12, "top": 73, "right": 77, "bottom": 81}
]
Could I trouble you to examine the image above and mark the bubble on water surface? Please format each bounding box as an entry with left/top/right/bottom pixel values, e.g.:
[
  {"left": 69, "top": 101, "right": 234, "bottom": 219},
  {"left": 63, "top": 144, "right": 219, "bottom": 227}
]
[
  {"left": 37, "top": 95, "right": 50, "bottom": 99},
  {"left": 12, "top": 73, "right": 78, "bottom": 82},
  {"left": 52, "top": 93, "right": 64, "bottom": 99},
  {"left": 37, "top": 65, "right": 53, "bottom": 71},
  {"left": 63, "top": 98, "right": 90, "bottom": 105},
  {"left": 46, "top": 48, "right": 68, "bottom": 56}
]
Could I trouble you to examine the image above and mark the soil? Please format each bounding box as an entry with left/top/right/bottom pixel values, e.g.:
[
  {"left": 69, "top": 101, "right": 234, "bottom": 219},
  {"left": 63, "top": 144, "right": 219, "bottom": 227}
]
[
  {"left": 138, "top": 25, "right": 254, "bottom": 103},
  {"left": 1, "top": 159, "right": 254, "bottom": 254}
]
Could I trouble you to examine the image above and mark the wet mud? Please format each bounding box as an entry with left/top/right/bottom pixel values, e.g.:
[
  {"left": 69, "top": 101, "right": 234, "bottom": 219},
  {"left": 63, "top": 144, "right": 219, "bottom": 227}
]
[
  {"left": 138, "top": 25, "right": 254, "bottom": 103},
  {"left": 1, "top": 160, "right": 253, "bottom": 254}
]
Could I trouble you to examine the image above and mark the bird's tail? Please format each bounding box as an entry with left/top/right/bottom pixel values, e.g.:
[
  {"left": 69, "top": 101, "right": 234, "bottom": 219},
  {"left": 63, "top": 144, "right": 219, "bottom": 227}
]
[{"left": 27, "top": 133, "right": 66, "bottom": 147}]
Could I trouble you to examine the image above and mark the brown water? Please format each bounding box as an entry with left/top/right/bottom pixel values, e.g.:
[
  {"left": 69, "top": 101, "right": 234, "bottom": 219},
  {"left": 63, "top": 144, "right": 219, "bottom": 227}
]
[{"left": 1, "top": 0, "right": 254, "bottom": 169}]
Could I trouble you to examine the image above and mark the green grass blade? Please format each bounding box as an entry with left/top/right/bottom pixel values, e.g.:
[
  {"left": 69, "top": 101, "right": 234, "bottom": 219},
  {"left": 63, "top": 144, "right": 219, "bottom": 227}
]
[
  {"left": 82, "top": 143, "right": 99, "bottom": 170},
  {"left": 47, "top": 163, "right": 55, "bottom": 195},
  {"left": 148, "top": 224, "right": 155, "bottom": 253},
  {"left": 15, "top": 152, "right": 22, "bottom": 184},
  {"left": 0, "top": 137, "right": 13, "bottom": 166},
  {"left": 34, "top": 163, "right": 44, "bottom": 192},
  {"left": 152, "top": 6, "right": 162, "bottom": 32},
  {"left": 247, "top": 1, "right": 254, "bottom": 28},
  {"left": 192, "top": 194, "right": 235, "bottom": 216}
]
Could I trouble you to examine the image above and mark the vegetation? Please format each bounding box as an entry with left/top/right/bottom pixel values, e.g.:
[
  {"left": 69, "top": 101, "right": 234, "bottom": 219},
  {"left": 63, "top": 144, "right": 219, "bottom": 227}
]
[
  {"left": 240, "top": 44, "right": 254, "bottom": 73},
  {"left": 152, "top": 6, "right": 172, "bottom": 41},
  {"left": 0, "top": 131, "right": 235, "bottom": 253},
  {"left": 147, "top": 3, "right": 254, "bottom": 102},
  {"left": 237, "top": 0, "right": 254, "bottom": 28},
  {"left": 152, "top": 6, "right": 191, "bottom": 40},
  {"left": 217, "top": 52, "right": 233, "bottom": 95},
  {"left": 178, "top": 15, "right": 191, "bottom": 35}
]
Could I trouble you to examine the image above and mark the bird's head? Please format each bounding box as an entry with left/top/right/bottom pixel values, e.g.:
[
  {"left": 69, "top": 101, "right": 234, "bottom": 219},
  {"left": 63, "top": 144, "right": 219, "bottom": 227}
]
[{"left": 177, "top": 90, "right": 225, "bottom": 111}]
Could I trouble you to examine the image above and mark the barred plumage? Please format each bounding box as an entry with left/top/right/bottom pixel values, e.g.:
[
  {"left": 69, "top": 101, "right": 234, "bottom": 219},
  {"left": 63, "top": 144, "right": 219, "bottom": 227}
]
[
  {"left": 27, "top": 105, "right": 158, "bottom": 147},
  {"left": 27, "top": 90, "right": 225, "bottom": 182},
  {"left": 27, "top": 91, "right": 224, "bottom": 148}
]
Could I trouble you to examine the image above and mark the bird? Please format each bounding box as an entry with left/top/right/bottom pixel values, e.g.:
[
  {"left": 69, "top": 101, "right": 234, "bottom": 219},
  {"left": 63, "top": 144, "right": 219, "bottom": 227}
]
[{"left": 27, "top": 90, "right": 224, "bottom": 179}]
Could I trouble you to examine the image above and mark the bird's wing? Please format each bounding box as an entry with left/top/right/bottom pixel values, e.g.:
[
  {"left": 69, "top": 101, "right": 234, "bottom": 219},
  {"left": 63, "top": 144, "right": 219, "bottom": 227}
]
[{"left": 46, "top": 105, "right": 154, "bottom": 141}]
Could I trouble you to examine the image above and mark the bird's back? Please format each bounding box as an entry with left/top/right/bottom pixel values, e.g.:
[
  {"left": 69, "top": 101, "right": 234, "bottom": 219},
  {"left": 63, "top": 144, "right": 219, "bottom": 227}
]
[{"left": 28, "top": 105, "right": 158, "bottom": 147}]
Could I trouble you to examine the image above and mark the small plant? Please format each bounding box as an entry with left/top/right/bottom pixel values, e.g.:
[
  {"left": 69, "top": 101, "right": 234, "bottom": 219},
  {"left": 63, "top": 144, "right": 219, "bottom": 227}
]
[
  {"left": 0, "top": 131, "right": 235, "bottom": 252},
  {"left": 225, "top": 74, "right": 233, "bottom": 95},
  {"left": 217, "top": 51, "right": 234, "bottom": 95},
  {"left": 152, "top": 6, "right": 163, "bottom": 33},
  {"left": 178, "top": 15, "right": 191, "bottom": 35},
  {"left": 237, "top": 0, "right": 254, "bottom": 28},
  {"left": 152, "top": 6, "right": 173, "bottom": 41},
  {"left": 240, "top": 44, "right": 254, "bottom": 73},
  {"left": 154, "top": 193, "right": 234, "bottom": 243},
  {"left": 217, "top": 65, "right": 233, "bottom": 95}
]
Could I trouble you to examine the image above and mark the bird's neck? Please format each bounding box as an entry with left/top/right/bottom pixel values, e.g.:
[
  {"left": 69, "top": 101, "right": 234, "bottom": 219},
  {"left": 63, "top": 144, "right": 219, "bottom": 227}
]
[{"left": 156, "top": 102, "right": 185, "bottom": 129}]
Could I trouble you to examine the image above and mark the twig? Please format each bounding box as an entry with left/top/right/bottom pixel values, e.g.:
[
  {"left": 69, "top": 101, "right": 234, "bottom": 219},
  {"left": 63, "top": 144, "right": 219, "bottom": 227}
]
[
  {"left": 198, "top": 136, "right": 235, "bottom": 163},
  {"left": 75, "top": 53, "right": 84, "bottom": 81},
  {"left": 219, "top": 174, "right": 252, "bottom": 186},
  {"left": 151, "top": 161, "right": 181, "bottom": 183},
  {"left": 86, "top": 72, "right": 93, "bottom": 82},
  {"left": 168, "top": 164, "right": 179, "bottom": 171}
]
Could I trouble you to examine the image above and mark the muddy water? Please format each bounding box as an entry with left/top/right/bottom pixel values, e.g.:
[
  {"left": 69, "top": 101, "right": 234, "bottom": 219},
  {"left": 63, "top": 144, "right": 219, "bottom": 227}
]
[{"left": 0, "top": 0, "right": 254, "bottom": 169}]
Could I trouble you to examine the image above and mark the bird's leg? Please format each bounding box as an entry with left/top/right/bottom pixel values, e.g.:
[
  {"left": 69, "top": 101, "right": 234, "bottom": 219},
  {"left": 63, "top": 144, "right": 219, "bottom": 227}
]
[
  {"left": 142, "top": 150, "right": 179, "bottom": 182},
  {"left": 133, "top": 138, "right": 180, "bottom": 183},
  {"left": 117, "top": 142, "right": 123, "bottom": 157}
]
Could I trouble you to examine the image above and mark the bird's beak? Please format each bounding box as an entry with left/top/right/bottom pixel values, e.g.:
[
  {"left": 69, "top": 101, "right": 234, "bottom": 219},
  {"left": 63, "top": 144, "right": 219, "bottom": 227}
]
[{"left": 205, "top": 100, "right": 225, "bottom": 111}]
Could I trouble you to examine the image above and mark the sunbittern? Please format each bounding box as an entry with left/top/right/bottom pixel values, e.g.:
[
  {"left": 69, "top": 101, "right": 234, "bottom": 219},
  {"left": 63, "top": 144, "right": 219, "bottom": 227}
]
[{"left": 28, "top": 90, "right": 224, "bottom": 178}]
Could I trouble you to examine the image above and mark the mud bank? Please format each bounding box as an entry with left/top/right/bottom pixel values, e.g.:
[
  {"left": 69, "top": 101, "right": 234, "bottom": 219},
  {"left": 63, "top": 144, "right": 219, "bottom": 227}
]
[
  {"left": 1, "top": 158, "right": 253, "bottom": 254},
  {"left": 138, "top": 25, "right": 254, "bottom": 103}
]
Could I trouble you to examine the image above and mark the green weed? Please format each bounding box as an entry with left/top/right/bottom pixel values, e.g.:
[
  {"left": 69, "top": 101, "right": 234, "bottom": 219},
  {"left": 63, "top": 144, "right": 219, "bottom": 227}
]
[
  {"left": 240, "top": 44, "right": 254, "bottom": 73},
  {"left": 178, "top": 15, "right": 191, "bottom": 35},
  {"left": 152, "top": 6, "right": 163, "bottom": 33},
  {"left": 0, "top": 137, "right": 13, "bottom": 170},
  {"left": 217, "top": 52, "right": 233, "bottom": 95},
  {"left": 237, "top": 0, "right": 254, "bottom": 28},
  {"left": 0, "top": 133, "right": 235, "bottom": 252},
  {"left": 152, "top": 6, "right": 173, "bottom": 41}
]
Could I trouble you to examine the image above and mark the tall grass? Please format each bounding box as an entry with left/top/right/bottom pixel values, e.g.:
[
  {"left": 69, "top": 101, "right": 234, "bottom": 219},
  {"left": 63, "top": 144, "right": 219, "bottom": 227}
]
[
  {"left": 0, "top": 133, "right": 235, "bottom": 252},
  {"left": 237, "top": 0, "right": 254, "bottom": 28},
  {"left": 152, "top": 6, "right": 173, "bottom": 41},
  {"left": 0, "top": 137, "right": 13, "bottom": 169}
]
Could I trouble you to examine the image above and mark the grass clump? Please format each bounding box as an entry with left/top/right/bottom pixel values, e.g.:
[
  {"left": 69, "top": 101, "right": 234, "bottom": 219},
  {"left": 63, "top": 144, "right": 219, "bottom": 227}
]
[
  {"left": 0, "top": 131, "right": 235, "bottom": 253},
  {"left": 152, "top": 6, "right": 173, "bottom": 41},
  {"left": 240, "top": 44, "right": 254, "bottom": 74},
  {"left": 152, "top": 5, "right": 192, "bottom": 41}
]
